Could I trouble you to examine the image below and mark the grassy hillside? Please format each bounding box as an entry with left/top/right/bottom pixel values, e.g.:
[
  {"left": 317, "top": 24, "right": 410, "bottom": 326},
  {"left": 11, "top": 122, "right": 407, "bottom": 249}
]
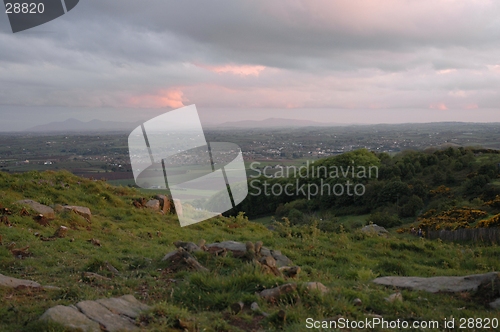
[{"left": 0, "top": 170, "right": 498, "bottom": 331}]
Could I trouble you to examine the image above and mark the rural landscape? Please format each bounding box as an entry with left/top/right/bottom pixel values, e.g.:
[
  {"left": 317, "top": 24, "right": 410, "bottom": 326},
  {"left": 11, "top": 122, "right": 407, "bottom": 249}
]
[{"left": 0, "top": 123, "right": 499, "bottom": 331}]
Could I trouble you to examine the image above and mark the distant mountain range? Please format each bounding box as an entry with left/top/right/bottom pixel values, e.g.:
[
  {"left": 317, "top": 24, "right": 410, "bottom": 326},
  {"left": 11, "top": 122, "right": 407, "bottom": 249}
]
[
  {"left": 25, "top": 118, "right": 140, "bottom": 132},
  {"left": 214, "top": 118, "right": 336, "bottom": 128},
  {"left": 24, "top": 117, "right": 337, "bottom": 132}
]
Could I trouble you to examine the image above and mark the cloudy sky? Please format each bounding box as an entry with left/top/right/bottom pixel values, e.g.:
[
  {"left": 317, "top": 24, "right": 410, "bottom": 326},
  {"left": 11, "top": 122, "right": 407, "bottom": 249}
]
[{"left": 1, "top": 0, "right": 500, "bottom": 130}]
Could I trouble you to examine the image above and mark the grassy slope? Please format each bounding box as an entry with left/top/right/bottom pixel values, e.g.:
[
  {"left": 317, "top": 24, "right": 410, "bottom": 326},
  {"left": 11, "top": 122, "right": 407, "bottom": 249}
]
[{"left": 0, "top": 170, "right": 498, "bottom": 331}]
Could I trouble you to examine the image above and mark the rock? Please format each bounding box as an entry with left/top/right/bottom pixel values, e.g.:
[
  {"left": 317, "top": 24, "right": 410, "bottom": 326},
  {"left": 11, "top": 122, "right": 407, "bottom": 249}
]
[
  {"left": 361, "top": 224, "right": 388, "bottom": 236},
  {"left": 250, "top": 302, "right": 270, "bottom": 317},
  {"left": 83, "top": 272, "right": 111, "bottom": 281},
  {"left": 490, "top": 298, "right": 500, "bottom": 309},
  {"left": 16, "top": 200, "right": 55, "bottom": 219},
  {"left": 206, "top": 241, "right": 293, "bottom": 267},
  {"left": 53, "top": 226, "right": 68, "bottom": 238},
  {"left": 385, "top": 292, "right": 403, "bottom": 303},
  {"left": 40, "top": 295, "right": 148, "bottom": 332},
  {"left": 96, "top": 295, "right": 150, "bottom": 319},
  {"left": 162, "top": 248, "right": 208, "bottom": 272},
  {"left": 174, "top": 241, "right": 201, "bottom": 253},
  {"left": 269, "top": 250, "right": 294, "bottom": 268},
  {"left": 40, "top": 305, "right": 100, "bottom": 332},
  {"left": 353, "top": 298, "right": 363, "bottom": 306},
  {"left": 145, "top": 199, "right": 160, "bottom": 211},
  {"left": 207, "top": 241, "right": 246, "bottom": 252},
  {"left": 0, "top": 273, "right": 41, "bottom": 289},
  {"left": 105, "top": 262, "right": 121, "bottom": 276},
  {"left": 33, "top": 214, "right": 50, "bottom": 226},
  {"left": 76, "top": 300, "right": 138, "bottom": 332},
  {"left": 373, "top": 272, "right": 500, "bottom": 293},
  {"left": 63, "top": 206, "right": 92, "bottom": 221},
  {"left": 303, "top": 282, "right": 329, "bottom": 295},
  {"left": 259, "top": 283, "right": 297, "bottom": 301}
]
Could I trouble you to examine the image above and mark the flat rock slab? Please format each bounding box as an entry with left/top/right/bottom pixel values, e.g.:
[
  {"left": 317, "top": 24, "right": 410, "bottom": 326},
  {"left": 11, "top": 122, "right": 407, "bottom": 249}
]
[
  {"left": 96, "top": 294, "right": 150, "bottom": 319},
  {"left": 373, "top": 272, "right": 500, "bottom": 293},
  {"left": 206, "top": 241, "right": 293, "bottom": 267},
  {"left": 0, "top": 273, "right": 41, "bottom": 289},
  {"left": 63, "top": 205, "right": 92, "bottom": 220},
  {"left": 16, "top": 199, "right": 55, "bottom": 219},
  {"left": 76, "top": 300, "right": 137, "bottom": 332},
  {"left": 40, "top": 295, "right": 148, "bottom": 332},
  {"left": 40, "top": 305, "right": 100, "bottom": 332}
]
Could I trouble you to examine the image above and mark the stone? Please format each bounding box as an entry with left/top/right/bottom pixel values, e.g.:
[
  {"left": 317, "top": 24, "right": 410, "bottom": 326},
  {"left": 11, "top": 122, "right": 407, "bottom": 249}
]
[
  {"left": 303, "top": 282, "right": 329, "bottom": 295},
  {"left": 76, "top": 300, "right": 138, "bottom": 332},
  {"left": 373, "top": 272, "right": 500, "bottom": 293},
  {"left": 206, "top": 241, "right": 293, "bottom": 267},
  {"left": 489, "top": 298, "right": 500, "bottom": 309},
  {"left": 62, "top": 206, "right": 92, "bottom": 221},
  {"left": 145, "top": 199, "right": 160, "bottom": 211},
  {"left": 40, "top": 305, "right": 100, "bottom": 332},
  {"left": 259, "top": 283, "right": 297, "bottom": 301},
  {"left": 16, "top": 200, "right": 55, "bottom": 219},
  {"left": 174, "top": 241, "right": 200, "bottom": 253},
  {"left": 0, "top": 273, "right": 41, "bottom": 289},
  {"left": 385, "top": 292, "right": 403, "bottom": 303},
  {"left": 96, "top": 295, "right": 150, "bottom": 319},
  {"left": 361, "top": 224, "right": 388, "bottom": 236},
  {"left": 353, "top": 298, "right": 363, "bottom": 306},
  {"left": 53, "top": 226, "right": 68, "bottom": 238}
]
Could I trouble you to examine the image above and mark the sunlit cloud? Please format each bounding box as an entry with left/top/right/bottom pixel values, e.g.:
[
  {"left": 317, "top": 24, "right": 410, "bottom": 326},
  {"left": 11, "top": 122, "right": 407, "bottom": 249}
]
[
  {"left": 127, "top": 89, "right": 185, "bottom": 108},
  {"left": 430, "top": 102, "right": 448, "bottom": 110},
  {"left": 197, "top": 63, "right": 266, "bottom": 76}
]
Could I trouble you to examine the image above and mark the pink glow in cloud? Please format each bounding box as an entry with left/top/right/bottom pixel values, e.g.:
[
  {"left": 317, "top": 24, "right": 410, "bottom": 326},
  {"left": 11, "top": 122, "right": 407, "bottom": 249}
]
[
  {"left": 128, "top": 89, "right": 185, "bottom": 108},
  {"left": 197, "top": 63, "right": 266, "bottom": 76},
  {"left": 430, "top": 102, "right": 448, "bottom": 110}
]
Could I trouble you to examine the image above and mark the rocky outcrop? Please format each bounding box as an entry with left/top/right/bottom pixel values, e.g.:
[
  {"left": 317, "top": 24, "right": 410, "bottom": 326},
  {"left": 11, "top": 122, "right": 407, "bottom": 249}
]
[
  {"left": 206, "top": 241, "right": 293, "bottom": 267},
  {"left": 361, "top": 224, "right": 388, "bottom": 236},
  {"left": 16, "top": 200, "right": 55, "bottom": 219},
  {"left": 40, "top": 295, "right": 149, "bottom": 332},
  {"left": 373, "top": 272, "right": 500, "bottom": 293},
  {"left": 40, "top": 305, "right": 100, "bottom": 332},
  {"left": 63, "top": 205, "right": 92, "bottom": 221}
]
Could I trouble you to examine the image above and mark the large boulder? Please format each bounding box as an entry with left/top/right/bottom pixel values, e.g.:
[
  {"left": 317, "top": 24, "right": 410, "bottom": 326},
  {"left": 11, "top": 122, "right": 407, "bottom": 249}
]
[
  {"left": 40, "top": 305, "right": 100, "bottom": 332},
  {"left": 0, "top": 273, "right": 41, "bottom": 289},
  {"left": 16, "top": 200, "right": 55, "bottom": 219},
  {"left": 373, "top": 272, "right": 500, "bottom": 293},
  {"left": 361, "top": 224, "right": 388, "bottom": 236},
  {"left": 62, "top": 205, "right": 92, "bottom": 221}
]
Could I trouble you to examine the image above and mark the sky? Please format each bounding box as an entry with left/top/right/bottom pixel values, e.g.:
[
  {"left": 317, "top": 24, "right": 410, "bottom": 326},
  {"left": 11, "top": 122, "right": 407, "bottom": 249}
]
[{"left": 1, "top": 0, "right": 500, "bottom": 131}]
